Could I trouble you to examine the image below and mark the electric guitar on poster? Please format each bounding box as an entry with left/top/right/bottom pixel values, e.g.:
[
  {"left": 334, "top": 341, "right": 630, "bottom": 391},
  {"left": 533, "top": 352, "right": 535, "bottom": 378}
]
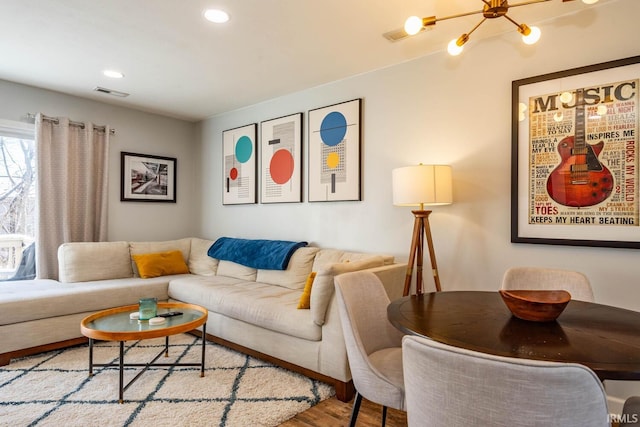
[{"left": 546, "top": 88, "right": 614, "bottom": 207}]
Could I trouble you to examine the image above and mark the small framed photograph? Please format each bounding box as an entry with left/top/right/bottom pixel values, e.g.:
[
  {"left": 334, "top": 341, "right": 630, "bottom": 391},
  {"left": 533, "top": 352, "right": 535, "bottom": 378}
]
[
  {"left": 121, "top": 152, "right": 176, "bottom": 203},
  {"left": 308, "top": 98, "right": 362, "bottom": 202},
  {"left": 512, "top": 55, "right": 640, "bottom": 248},
  {"left": 260, "top": 112, "right": 303, "bottom": 203},
  {"left": 223, "top": 123, "right": 257, "bottom": 205}
]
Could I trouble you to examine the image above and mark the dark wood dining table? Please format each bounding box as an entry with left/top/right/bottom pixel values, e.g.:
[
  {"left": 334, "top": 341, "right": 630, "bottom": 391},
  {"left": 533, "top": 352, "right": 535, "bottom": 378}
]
[{"left": 387, "top": 291, "right": 640, "bottom": 381}]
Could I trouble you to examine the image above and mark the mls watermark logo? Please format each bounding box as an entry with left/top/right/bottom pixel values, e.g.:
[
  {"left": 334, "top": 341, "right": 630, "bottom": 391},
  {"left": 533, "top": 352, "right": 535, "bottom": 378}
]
[{"left": 609, "top": 412, "right": 639, "bottom": 424}]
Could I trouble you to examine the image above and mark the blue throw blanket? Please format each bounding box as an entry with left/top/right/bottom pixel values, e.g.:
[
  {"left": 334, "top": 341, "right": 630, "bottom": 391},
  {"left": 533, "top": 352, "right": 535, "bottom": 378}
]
[{"left": 207, "top": 237, "right": 308, "bottom": 270}]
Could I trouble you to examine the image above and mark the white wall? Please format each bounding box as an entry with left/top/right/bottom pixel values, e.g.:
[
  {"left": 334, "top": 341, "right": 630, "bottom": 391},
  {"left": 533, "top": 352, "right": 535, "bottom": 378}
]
[
  {"left": 0, "top": 80, "right": 199, "bottom": 241},
  {"left": 197, "top": 0, "right": 639, "bottom": 402}
]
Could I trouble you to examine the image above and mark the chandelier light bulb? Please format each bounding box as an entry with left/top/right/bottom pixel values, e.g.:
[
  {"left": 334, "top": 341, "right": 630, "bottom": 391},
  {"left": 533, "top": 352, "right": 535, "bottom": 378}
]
[
  {"left": 518, "top": 102, "right": 527, "bottom": 122},
  {"left": 582, "top": 0, "right": 599, "bottom": 4},
  {"left": 447, "top": 39, "right": 463, "bottom": 56},
  {"left": 560, "top": 91, "right": 573, "bottom": 103},
  {"left": 554, "top": 111, "right": 564, "bottom": 122},
  {"left": 597, "top": 105, "right": 608, "bottom": 116},
  {"left": 404, "top": 16, "right": 423, "bottom": 35},
  {"left": 519, "top": 103, "right": 527, "bottom": 113},
  {"left": 522, "top": 26, "right": 541, "bottom": 45}
]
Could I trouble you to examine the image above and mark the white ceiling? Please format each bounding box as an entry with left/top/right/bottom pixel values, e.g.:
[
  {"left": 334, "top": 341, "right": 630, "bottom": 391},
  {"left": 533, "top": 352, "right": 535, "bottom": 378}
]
[{"left": 0, "top": 0, "right": 607, "bottom": 122}]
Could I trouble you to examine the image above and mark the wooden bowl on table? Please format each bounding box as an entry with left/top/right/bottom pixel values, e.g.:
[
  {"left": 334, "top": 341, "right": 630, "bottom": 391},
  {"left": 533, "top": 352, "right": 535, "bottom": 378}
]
[{"left": 499, "top": 289, "right": 571, "bottom": 322}]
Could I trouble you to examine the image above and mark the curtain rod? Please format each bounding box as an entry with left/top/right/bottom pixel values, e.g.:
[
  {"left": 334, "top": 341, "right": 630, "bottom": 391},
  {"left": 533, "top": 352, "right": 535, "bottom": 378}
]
[{"left": 26, "top": 113, "right": 116, "bottom": 135}]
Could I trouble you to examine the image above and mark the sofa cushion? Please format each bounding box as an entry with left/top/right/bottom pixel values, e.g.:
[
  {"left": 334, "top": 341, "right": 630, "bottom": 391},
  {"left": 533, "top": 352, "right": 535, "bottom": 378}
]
[
  {"left": 132, "top": 250, "right": 190, "bottom": 278},
  {"left": 255, "top": 247, "right": 320, "bottom": 289},
  {"left": 189, "top": 238, "right": 218, "bottom": 276},
  {"left": 216, "top": 260, "right": 257, "bottom": 281},
  {"left": 168, "top": 276, "right": 321, "bottom": 341},
  {"left": 311, "top": 256, "right": 386, "bottom": 326},
  {"left": 0, "top": 276, "right": 180, "bottom": 325},
  {"left": 58, "top": 241, "right": 133, "bottom": 283},
  {"left": 130, "top": 238, "right": 192, "bottom": 277}
]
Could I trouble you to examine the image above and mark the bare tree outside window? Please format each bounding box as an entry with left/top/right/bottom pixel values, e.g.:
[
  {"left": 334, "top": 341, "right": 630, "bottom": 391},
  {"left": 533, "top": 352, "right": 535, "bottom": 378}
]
[
  {"left": 0, "top": 135, "right": 36, "bottom": 279},
  {"left": 0, "top": 137, "right": 35, "bottom": 233}
]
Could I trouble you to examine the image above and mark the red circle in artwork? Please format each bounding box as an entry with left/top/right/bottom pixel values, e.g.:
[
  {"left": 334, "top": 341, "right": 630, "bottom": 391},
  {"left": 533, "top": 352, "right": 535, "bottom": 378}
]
[
  {"left": 230, "top": 167, "right": 238, "bottom": 180},
  {"left": 270, "top": 149, "right": 294, "bottom": 184}
]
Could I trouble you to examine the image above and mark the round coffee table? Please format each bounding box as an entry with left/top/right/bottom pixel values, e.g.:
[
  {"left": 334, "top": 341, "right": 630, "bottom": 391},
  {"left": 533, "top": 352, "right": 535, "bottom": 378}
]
[{"left": 81, "top": 301, "right": 208, "bottom": 403}]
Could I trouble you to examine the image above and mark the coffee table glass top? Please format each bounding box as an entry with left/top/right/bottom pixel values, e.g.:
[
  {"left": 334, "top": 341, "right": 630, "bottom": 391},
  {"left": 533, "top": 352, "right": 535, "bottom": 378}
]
[
  {"left": 87, "top": 306, "right": 204, "bottom": 333},
  {"left": 81, "top": 302, "right": 207, "bottom": 341}
]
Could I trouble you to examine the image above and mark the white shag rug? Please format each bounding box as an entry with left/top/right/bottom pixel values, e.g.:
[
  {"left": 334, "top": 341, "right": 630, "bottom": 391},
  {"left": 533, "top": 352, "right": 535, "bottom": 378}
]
[{"left": 0, "top": 334, "right": 334, "bottom": 426}]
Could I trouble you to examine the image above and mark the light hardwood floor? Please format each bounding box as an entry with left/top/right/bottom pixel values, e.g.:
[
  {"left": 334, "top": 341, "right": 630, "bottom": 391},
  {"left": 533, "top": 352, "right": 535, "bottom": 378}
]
[
  {"left": 281, "top": 395, "right": 407, "bottom": 427},
  {"left": 281, "top": 396, "right": 624, "bottom": 427}
]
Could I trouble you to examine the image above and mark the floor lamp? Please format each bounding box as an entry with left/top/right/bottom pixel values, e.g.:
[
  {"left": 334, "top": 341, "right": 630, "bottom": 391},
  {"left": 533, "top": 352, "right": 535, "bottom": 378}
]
[{"left": 392, "top": 164, "right": 452, "bottom": 296}]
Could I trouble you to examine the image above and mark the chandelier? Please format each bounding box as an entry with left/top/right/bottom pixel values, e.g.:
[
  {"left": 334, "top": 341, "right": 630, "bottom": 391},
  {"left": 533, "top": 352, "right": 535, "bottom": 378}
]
[{"left": 390, "top": 0, "right": 600, "bottom": 56}]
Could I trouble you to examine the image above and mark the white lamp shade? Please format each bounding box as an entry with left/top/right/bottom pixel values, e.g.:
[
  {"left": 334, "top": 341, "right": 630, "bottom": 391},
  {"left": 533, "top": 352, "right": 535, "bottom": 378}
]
[{"left": 392, "top": 164, "right": 453, "bottom": 206}]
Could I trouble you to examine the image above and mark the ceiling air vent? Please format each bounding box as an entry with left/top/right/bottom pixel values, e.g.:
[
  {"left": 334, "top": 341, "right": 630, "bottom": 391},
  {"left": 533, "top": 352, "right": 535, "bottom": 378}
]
[{"left": 93, "top": 86, "right": 129, "bottom": 97}]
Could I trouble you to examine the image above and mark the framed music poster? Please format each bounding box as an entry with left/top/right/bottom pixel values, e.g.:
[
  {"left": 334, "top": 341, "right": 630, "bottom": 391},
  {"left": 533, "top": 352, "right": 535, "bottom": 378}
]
[
  {"left": 511, "top": 55, "right": 640, "bottom": 248},
  {"left": 308, "top": 98, "right": 362, "bottom": 202}
]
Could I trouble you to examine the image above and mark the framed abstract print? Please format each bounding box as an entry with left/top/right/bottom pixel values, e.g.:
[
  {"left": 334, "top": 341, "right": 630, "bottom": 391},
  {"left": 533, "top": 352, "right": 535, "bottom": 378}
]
[
  {"left": 260, "top": 112, "right": 303, "bottom": 203},
  {"left": 222, "top": 123, "right": 257, "bottom": 205},
  {"left": 308, "top": 98, "right": 362, "bottom": 202}
]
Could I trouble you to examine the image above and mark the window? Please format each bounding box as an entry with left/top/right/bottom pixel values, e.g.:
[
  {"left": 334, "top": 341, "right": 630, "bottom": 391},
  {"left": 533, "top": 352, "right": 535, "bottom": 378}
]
[{"left": 0, "top": 119, "right": 36, "bottom": 280}]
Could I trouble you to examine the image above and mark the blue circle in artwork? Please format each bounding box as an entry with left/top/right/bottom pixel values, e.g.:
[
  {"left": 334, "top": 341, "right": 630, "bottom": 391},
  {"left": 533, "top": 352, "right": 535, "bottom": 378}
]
[
  {"left": 235, "top": 136, "right": 253, "bottom": 163},
  {"left": 320, "top": 112, "right": 347, "bottom": 147}
]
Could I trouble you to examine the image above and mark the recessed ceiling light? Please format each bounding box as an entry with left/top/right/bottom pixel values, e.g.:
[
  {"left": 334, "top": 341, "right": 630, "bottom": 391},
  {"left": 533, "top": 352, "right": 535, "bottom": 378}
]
[
  {"left": 204, "top": 9, "right": 229, "bottom": 23},
  {"left": 103, "top": 70, "right": 124, "bottom": 79}
]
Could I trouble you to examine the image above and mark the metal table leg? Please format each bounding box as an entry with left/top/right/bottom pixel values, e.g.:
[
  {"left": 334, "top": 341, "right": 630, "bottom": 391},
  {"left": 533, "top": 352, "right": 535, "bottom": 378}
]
[
  {"left": 119, "top": 341, "right": 124, "bottom": 404},
  {"left": 201, "top": 323, "right": 207, "bottom": 377},
  {"left": 88, "top": 338, "right": 94, "bottom": 377}
]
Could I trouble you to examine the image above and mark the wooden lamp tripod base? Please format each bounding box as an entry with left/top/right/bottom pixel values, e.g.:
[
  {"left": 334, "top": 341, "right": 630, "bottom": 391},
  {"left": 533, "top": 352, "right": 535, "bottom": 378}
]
[{"left": 402, "top": 210, "right": 442, "bottom": 296}]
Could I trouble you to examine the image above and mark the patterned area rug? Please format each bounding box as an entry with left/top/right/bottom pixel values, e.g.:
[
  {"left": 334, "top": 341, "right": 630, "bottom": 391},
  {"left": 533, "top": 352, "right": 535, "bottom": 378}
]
[{"left": 0, "top": 334, "right": 334, "bottom": 426}]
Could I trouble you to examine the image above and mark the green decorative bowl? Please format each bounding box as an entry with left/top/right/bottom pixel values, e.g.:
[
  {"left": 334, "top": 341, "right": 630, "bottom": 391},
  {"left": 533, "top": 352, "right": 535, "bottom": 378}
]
[{"left": 499, "top": 289, "right": 571, "bottom": 322}]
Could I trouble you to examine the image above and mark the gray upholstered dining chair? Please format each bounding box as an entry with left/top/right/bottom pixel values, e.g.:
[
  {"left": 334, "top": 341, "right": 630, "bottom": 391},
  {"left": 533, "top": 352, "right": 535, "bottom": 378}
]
[
  {"left": 402, "top": 335, "right": 610, "bottom": 427},
  {"left": 334, "top": 270, "right": 406, "bottom": 427},
  {"left": 501, "top": 266, "right": 595, "bottom": 302},
  {"left": 621, "top": 396, "right": 640, "bottom": 426}
]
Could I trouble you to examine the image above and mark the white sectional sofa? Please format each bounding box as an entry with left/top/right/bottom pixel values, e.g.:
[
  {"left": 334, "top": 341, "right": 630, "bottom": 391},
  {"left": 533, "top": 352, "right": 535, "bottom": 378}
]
[{"left": 0, "top": 237, "right": 405, "bottom": 401}]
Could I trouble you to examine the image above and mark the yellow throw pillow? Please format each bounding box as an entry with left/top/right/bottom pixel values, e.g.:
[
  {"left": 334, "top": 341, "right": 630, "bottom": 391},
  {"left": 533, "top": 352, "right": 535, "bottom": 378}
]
[
  {"left": 132, "top": 250, "right": 190, "bottom": 278},
  {"left": 297, "top": 272, "right": 317, "bottom": 309}
]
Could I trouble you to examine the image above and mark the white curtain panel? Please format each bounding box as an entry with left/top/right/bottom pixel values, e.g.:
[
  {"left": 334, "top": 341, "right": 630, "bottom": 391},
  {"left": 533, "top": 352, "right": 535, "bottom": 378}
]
[{"left": 35, "top": 114, "right": 110, "bottom": 279}]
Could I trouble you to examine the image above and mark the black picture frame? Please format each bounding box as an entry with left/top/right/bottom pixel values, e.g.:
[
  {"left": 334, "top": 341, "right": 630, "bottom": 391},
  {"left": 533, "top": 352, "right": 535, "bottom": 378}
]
[
  {"left": 511, "top": 55, "right": 640, "bottom": 248},
  {"left": 307, "top": 98, "right": 362, "bottom": 202},
  {"left": 260, "top": 112, "right": 303, "bottom": 204},
  {"left": 222, "top": 123, "right": 257, "bottom": 205},
  {"left": 121, "top": 152, "right": 176, "bottom": 203}
]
